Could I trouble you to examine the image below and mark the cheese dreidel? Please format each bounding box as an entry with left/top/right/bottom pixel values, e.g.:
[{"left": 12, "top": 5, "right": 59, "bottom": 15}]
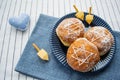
[
  {"left": 32, "top": 43, "right": 49, "bottom": 61},
  {"left": 86, "top": 7, "right": 94, "bottom": 24},
  {"left": 73, "top": 5, "right": 84, "bottom": 20}
]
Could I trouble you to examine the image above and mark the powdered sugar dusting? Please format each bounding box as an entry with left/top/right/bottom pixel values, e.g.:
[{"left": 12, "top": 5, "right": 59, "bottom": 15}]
[
  {"left": 89, "top": 27, "right": 111, "bottom": 44},
  {"left": 87, "top": 27, "right": 113, "bottom": 55},
  {"left": 101, "top": 36, "right": 110, "bottom": 44},
  {"left": 63, "top": 19, "right": 84, "bottom": 40},
  {"left": 71, "top": 44, "right": 94, "bottom": 66},
  {"left": 64, "top": 21, "right": 74, "bottom": 28}
]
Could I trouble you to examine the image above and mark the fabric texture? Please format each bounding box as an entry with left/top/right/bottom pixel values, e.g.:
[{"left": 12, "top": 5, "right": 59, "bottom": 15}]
[{"left": 15, "top": 14, "right": 120, "bottom": 80}]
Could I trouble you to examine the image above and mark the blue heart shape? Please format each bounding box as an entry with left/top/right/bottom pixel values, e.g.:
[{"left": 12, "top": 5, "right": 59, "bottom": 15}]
[{"left": 9, "top": 13, "right": 30, "bottom": 31}]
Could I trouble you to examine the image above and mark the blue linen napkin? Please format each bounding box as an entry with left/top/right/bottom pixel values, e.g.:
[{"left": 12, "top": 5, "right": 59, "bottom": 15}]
[{"left": 15, "top": 14, "right": 120, "bottom": 80}]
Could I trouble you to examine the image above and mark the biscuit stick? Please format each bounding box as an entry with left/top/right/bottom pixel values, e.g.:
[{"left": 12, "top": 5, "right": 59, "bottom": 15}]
[
  {"left": 86, "top": 7, "right": 94, "bottom": 24},
  {"left": 32, "top": 43, "right": 49, "bottom": 61},
  {"left": 73, "top": 5, "right": 84, "bottom": 20}
]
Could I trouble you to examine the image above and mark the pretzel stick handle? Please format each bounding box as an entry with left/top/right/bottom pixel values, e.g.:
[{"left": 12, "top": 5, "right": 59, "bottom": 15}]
[
  {"left": 89, "top": 7, "right": 92, "bottom": 14},
  {"left": 32, "top": 43, "right": 40, "bottom": 52},
  {"left": 73, "top": 5, "right": 79, "bottom": 12}
]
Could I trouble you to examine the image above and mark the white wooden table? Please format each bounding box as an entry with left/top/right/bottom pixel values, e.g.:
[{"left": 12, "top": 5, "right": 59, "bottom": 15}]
[{"left": 0, "top": 0, "right": 120, "bottom": 80}]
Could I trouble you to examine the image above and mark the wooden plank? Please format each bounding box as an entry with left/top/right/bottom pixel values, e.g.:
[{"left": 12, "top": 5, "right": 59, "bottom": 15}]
[
  {"left": 84, "top": 0, "right": 91, "bottom": 11},
  {"left": 63, "top": 0, "right": 66, "bottom": 14},
  {"left": 0, "top": 0, "right": 4, "bottom": 9},
  {"left": 29, "top": 0, "right": 37, "bottom": 35},
  {"left": 90, "top": 0, "right": 99, "bottom": 16},
  {"left": 35, "top": 0, "right": 38, "bottom": 22},
  {"left": 58, "top": 0, "right": 65, "bottom": 17},
  {"left": 48, "top": 0, "right": 54, "bottom": 16},
  {"left": 42, "top": 0, "right": 48, "bottom": 15},
  {"left": 53, "top": 0, "right": 59, "bottom": 17},
  {"left": 96, "top": 0, "right": 113, "bottom": 29},
  {"left": 64, "top": 0, "right": 70, "bottom": 14},
  {"left": 102, "top": 0, "right": 119, "bottom": 30},
  {"left": 36, "top": 0, "right": 42, "bottom": 21},
  {"left": 0, "top": 0, "right": 16, "bottom": 80},
  {"left": 115, "top": 0, "right": 120, "bottom": 16},
  {"left": 0, "top": 0, "right": 8, "bottom": 60},
  {"left": 79, "top": 0, "right": 87, "bottom": 12},
  {"left": 69, "top": 0, "right": 73, "bottom": 12},
  {"left": 94, "top": 0, "right": 106, "bottom": 22},
  {"left": 0, "top": 0, "right": 7, "bottom": 30},
  {"left": 11, "top": 0, "right": 23, "bottom": 80},
  {"left": 109, "top": 0, "right": 120, "bottom": 31},
  {"left": 4, "top": 17, "right": 17, "bottom": 80},
  {"left": 5, "top": 0, "right": 21, "bottom": 80},
  {"left": 4, "top": 0, "right": 23, "bottom": 79}
]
